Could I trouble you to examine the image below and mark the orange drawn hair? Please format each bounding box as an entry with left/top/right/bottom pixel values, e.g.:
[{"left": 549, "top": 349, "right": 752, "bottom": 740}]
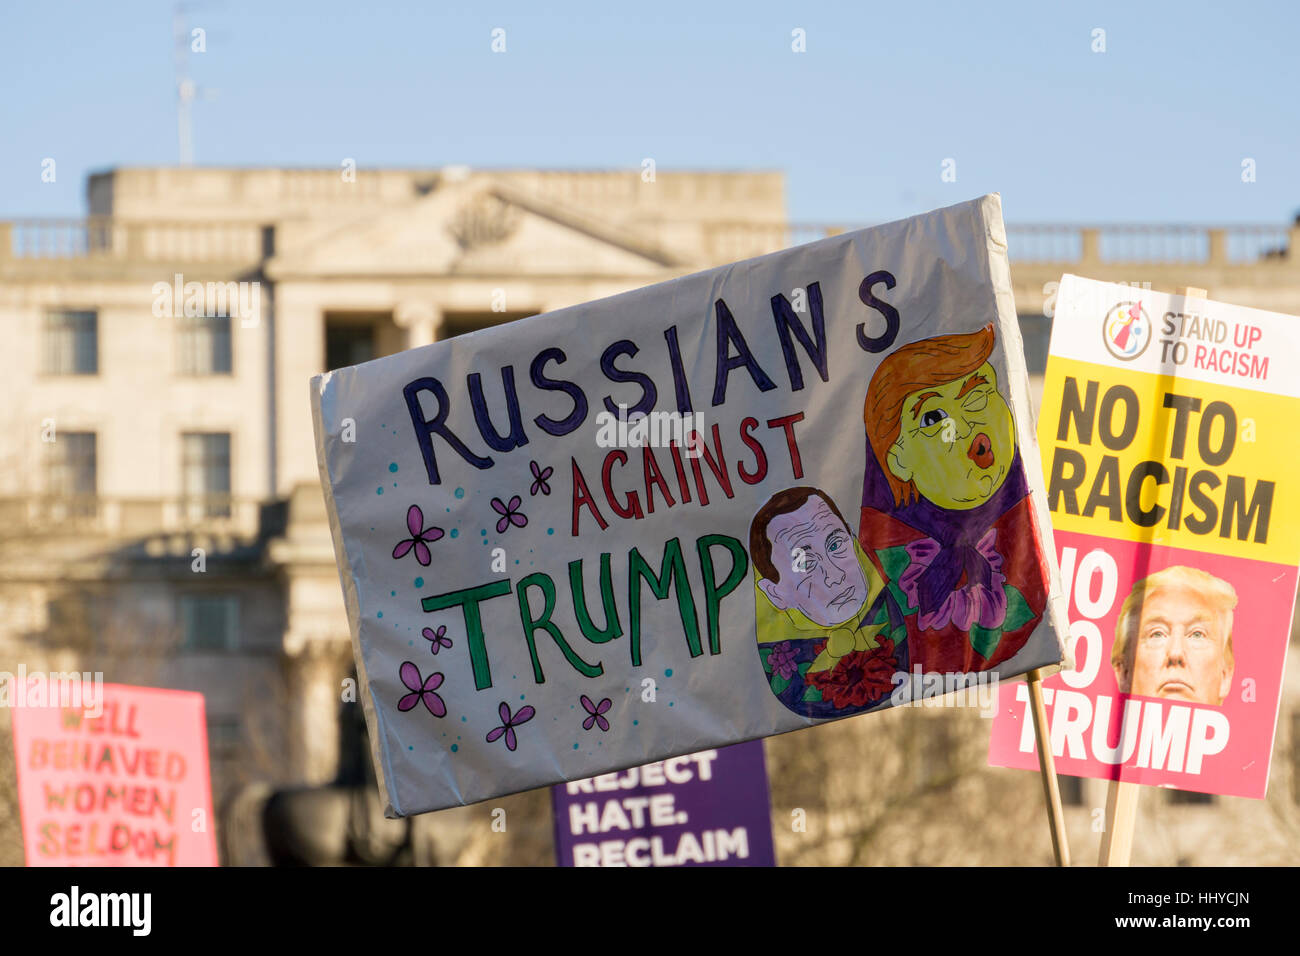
[{"left": 863, "top": 323, "right": 996, "bottom": 508}]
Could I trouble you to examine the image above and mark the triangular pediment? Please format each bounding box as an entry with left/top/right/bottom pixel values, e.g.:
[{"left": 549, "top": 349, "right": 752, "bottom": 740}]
[{"left": 266, "top": 176, "right": 686, "bottom": 278}]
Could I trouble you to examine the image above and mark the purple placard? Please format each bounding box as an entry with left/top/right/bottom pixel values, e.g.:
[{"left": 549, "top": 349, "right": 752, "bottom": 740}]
[{"left": 551, "top": 740, "right": 776, "bottom": 867}]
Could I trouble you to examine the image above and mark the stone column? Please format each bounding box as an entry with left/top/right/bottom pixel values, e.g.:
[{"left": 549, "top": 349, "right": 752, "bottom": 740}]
[
  {"left": 285, "top": 636, "right": 351, "bottom": 784},
  {"left": 270, "top": 482, "right": 357, "bottom": 785},
  {"left": 395, "top": 301, "right": 440, "bottom": 350},
  {"left": 1207, "top": 229, "right": 1227, "bottom": 266},
  {"left": 1080, "top": 228, "right": 1101, "bottom": 266}
]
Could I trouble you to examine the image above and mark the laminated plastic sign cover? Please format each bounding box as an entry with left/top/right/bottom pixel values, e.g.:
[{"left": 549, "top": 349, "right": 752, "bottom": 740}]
[
  {"left": 989, "top": 276, "right": 1300, "bottom": 799},
  {"left": 312, "top": 194, "right": 1068, "bottom": 816}
]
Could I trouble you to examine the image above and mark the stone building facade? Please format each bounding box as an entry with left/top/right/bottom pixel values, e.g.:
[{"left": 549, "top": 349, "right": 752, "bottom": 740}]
[{"left": 1, "top": 166, "right": 1297, "bottom": 865}]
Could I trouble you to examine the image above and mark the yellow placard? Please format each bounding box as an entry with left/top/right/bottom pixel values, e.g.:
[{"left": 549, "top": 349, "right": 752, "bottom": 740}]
[{"left": 1037, "top": 355, "right": 1300, "bottom": 565}]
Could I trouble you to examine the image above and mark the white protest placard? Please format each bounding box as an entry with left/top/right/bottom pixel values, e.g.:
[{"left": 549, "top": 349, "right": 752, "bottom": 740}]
[{"left": 313, "top": 194, "right": 1068, "bottom": 815}]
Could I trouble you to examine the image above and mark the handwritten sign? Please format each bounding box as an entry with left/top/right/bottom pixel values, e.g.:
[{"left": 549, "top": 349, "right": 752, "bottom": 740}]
[
  {"left": 12, "top": 684, "right": 219, "bottom": 866},
  {"left": 313, "top": 194, "right": 1068, "bottom": 816},
  {"left": 552, "top": 740, "right": 775, "bottom": 867},
  {"left": 989, "top": 276, "right": 1300, "bottom": 798}
]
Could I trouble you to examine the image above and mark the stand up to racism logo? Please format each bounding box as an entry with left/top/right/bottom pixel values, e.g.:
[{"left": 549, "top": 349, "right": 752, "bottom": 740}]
[{"left": 1102, "top": 300, "right": 1152, "bottom": 361}]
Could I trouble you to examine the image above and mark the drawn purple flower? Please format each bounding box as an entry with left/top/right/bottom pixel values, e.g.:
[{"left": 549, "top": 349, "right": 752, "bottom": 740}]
[
  {"left": 491, "top": 495, "right": 528, "bottom": 534},
  {"left": 392, "top": 504, "right": 444, "bottom": 566},
  {"left": 422, "top": 625, "right": 452, "bottom": 655},
  {"left": 397, "top": 661, "right": 446, "bottom": 717},
  {"left": 485, "top": 700, "right": 535, "bottom": 751},
  {"left": 580, "top": 695, "right": 612, "bottom": 732},
  {"left": 529, "top": 460, "right": 553, "bottom": 497},
  {"left": 900, "top": 528, "right": 1007, "bottom": 632},
  {"left": 767, "top": 641, "right": 799, "bottom": 681}
]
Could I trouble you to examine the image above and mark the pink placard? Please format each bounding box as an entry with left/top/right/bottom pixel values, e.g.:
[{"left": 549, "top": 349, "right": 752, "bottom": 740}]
[
  {"left": 12, "top": 683, "right": 219, "bottom": 866},
  {"left": 989, "top": 530, "right": 1295, "bottom": 799}
]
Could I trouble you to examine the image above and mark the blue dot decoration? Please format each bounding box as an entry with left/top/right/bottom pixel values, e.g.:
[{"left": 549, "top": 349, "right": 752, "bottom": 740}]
[
  {"left": 451, "top": 744, "right": 458, "bottom": 753},
  {"left": 389, "top": 463, "right": 398, "bottom": 473},
  {"left": 450, "top": 529, "right": 459, "bottom": 539},
  {"left": 414, "top": 577, "right": 424, "bottom": 588},
  {"left": 376, "top": 487, "right": 384, "bottom": 495},
  {"left": 454, "top": 487, "right": 465, "bottom": 499},
  {"left": 665, "top": 668, "right": 673, "bottom": 677}
]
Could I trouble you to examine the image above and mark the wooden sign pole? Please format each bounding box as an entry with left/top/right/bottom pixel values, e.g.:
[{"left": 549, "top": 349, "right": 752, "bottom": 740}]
[
  {"left": 1096, "top": 286, "right": 1207, "bottom": 867},
  {"left": 1026, "top": 668, "right": 1071, "bottom": 866},
  {"left": 1098, "top": 779, "right": 1140, "bottom": 865}
]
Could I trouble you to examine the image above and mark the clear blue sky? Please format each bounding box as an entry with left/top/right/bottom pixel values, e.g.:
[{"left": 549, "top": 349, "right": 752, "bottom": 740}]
[{"left": 3, "top": 0, "right": 1297, "bottom": 225}]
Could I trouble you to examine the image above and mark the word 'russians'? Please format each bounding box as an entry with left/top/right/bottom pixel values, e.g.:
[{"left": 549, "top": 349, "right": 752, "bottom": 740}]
[{"left": 403, "top": 272, "right": 904, "bottom": 484}]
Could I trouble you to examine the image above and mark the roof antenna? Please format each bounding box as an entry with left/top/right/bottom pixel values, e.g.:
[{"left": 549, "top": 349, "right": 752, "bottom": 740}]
[{"left": 173, "top": 3, "right": 221, "bottom": 165}]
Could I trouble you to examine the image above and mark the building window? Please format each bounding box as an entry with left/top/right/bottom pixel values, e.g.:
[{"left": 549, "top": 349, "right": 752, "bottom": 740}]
[
  {"left": 1017, "top": 313, "right": 1053, "bottom": 376},
  {"left": 45, "top": 431, "right": 97, "bottom": 496},
  {"left": 324, "top": 311, "right": 403, "bottom": 370},
  {"left": 42, "top": 310, "right": 98, "bottom": 374},
  {"left": 1167, "top": 788, "right": 1214, "bottom": 806},
  {"left": 181, "top": 432, "right": 231, "bottom": 518},
  {"left": 181, "top": 595, "right": 239, "bottom": 651},
  {"left": 207, "top": 716, "right": 242, "bottom": 757},
  {"left": 177, "top": 313, "right": 233, "bottom": 375},
  {"left": 325, "top": 321, "right": 375, "bottom": 370},
  {"left": 912, "top": 713, "right": 959, "bottom": 792},
  {"left": 1057, "top": 774, "right": 1084, "bottom": 806},
  {"left": 45, "top": 431, "right": 97, "bottom": 518},
  {"left": 440, "top": 311, "right": 536, "bottom": 340}
]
